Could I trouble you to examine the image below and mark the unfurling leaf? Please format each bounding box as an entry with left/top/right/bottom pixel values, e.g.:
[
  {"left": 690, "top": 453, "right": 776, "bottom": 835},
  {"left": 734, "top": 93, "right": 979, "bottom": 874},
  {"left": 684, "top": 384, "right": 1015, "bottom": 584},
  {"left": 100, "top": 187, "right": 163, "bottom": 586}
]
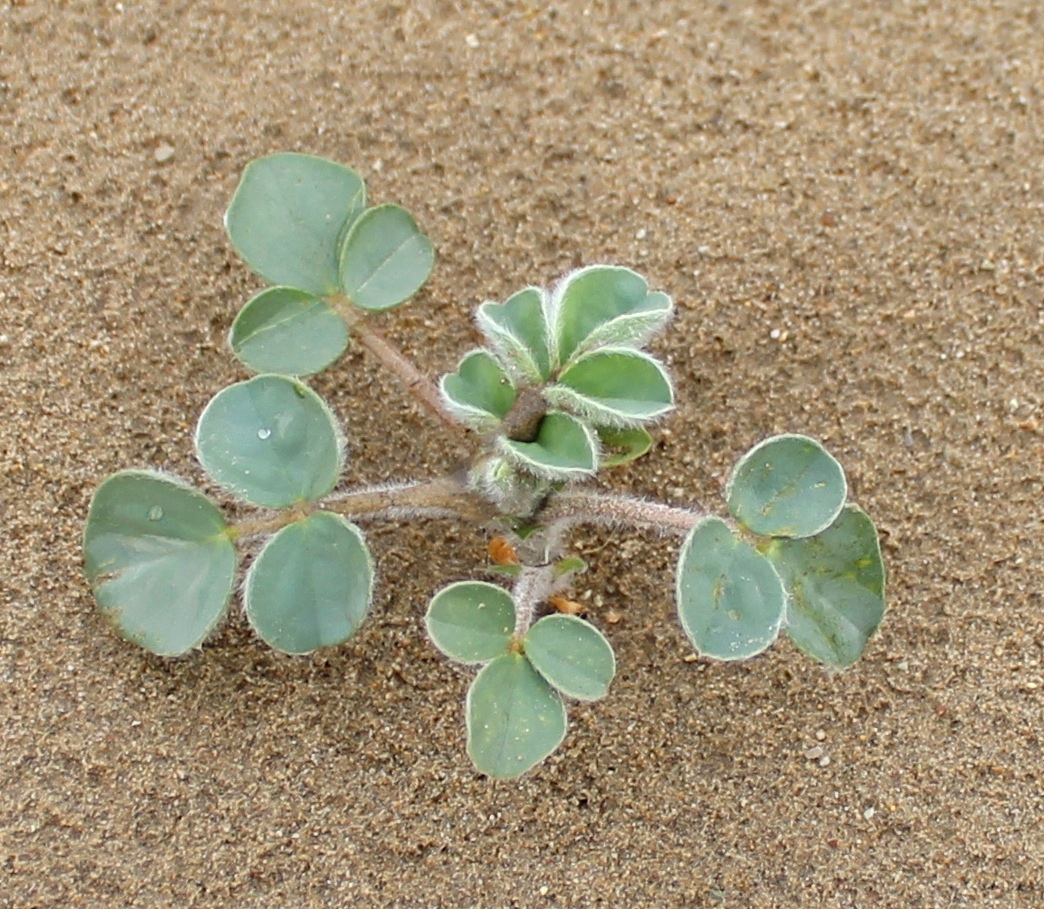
[
  {"left": 551, "top": 265, "right": 672, "bottom": 364},
  {"left": 476, "top": 287, "right": 552, "bottom": 383},
  {"left": 499, "top": 411, "right": 598, "bottom": 480},
  {"left": 440, "top": 350, "right": 517, "bottom": 431}
]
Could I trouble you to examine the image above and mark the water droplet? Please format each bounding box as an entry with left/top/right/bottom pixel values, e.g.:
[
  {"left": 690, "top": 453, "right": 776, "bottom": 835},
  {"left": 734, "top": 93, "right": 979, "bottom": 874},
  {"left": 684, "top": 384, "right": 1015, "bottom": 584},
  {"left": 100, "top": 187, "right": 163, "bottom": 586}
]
[
  {"left": 257, "top": 428, "right": 272, "bottom": 440},
  {"left": 148, "top": 506, "right": 163, "bottom": 521}
]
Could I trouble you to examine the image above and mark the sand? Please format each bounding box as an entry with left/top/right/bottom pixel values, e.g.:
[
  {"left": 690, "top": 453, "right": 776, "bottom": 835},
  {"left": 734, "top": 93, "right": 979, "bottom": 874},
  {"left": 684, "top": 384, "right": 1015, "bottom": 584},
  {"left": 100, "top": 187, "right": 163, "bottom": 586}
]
[{"left": 3, "top": 0, "right": 1043, "bottom": 906}]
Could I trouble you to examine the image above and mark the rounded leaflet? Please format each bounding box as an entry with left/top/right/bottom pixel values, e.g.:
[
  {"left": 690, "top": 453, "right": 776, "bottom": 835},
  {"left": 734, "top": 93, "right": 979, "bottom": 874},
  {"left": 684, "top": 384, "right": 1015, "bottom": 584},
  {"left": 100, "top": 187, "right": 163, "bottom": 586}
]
[
  {"left": 225, "top": 152, "right": 366, "bottom": 295},
  {"left": 466, "top": 653, "right": 567, "bottom": 779},
  {"left": 195, "top": 375, "right": 343, "bottom": 508},
  {"left": 726, "top": 434, "right": 847, "bottom": 539},
  {"left": 83, "top": 470, "right": 236, "bottom": 656},
  {"left": 245, "top": 512, "right": 373, "bottom": 654},
  {"left": 676, "top": 516, "right": 786, "bottom": 661},
  {"left": 425, "top": 581, "right": 516, "bottom": 664}
]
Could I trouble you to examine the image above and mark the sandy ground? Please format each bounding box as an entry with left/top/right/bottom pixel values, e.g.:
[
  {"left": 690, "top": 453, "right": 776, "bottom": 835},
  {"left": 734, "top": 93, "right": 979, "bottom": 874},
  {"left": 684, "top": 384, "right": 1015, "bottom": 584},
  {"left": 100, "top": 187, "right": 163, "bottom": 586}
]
[{"left": 3, "top": 0, "right": 1044, "bottom": 906}]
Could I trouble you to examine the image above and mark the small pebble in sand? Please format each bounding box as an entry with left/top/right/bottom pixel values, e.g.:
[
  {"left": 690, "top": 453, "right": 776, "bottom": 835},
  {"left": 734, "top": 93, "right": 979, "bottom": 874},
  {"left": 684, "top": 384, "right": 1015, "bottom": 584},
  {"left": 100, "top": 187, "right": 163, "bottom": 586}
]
[{"left": 154, "top": 143, "right": 176, "bottom": 164}]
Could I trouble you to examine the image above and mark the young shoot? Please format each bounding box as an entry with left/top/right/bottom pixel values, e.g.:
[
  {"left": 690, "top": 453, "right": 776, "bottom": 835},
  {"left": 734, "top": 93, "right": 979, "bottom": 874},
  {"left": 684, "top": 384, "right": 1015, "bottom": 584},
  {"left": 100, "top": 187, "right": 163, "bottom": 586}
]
[{"left": 83, "top": 153, "right": 887, "bottom": 779}]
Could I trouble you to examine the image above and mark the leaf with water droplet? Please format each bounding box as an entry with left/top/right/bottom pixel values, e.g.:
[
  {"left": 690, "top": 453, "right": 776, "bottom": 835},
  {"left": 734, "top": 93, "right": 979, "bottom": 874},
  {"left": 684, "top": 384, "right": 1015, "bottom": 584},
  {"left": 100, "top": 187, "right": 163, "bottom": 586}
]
[
  {"left": 83, "top": 470, "right": 236, "bottom": 656},
  {"left": 195, "top": 375, "right": 344, "bottom": 508}
]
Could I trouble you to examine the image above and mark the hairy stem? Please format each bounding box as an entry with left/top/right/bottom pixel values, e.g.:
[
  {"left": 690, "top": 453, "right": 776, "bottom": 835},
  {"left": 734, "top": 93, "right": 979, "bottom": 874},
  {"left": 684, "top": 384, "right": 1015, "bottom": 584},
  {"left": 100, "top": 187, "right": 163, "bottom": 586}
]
[
  {"left": 330, "top": 299, "right": 473, "bottom": 453},
  {"left": 539, "top": 489, "right": 705, "bottom": 536},
  {"left": 230, "top": 476, "right": 497, "bottom": 540},
  {"left": 512, "top": 563, "right": 558, "bottom": 637}
]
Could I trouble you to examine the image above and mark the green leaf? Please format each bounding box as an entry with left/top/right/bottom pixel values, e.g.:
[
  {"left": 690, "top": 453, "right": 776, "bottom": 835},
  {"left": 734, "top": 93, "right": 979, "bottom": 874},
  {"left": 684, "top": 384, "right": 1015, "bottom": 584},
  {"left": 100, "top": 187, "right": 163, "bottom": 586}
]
[
  {"left": 244, "top": 512, "right": 373, "bottom": 654},
  {"left": 439, "top": 350, "right": 517, "bottom": 430},
  {"left": 764, "top": 505, "right": 886, "bottom": 668},
  {"left": 524, "top": 615, "right": 615, "bottom": 701},
  {"left": 676, "top": 516, "right": 786, "bottom": 661},
  {"left": 552, "top": 556, "right": 587, "bottom": 579},
  {"left": 499, "top": 411, "right": 598, "bottom": 480},
  {"left": 727, "top": 434, "right": 847, "bottom": 539},
  {"left": 224, "top": 153, "right": 366, "bottom": 296},
  {"left": 548, "top": 348, "right": 674, "bottom": 426},
  {"left": 487, "top": 564, "right": 523, "bottom": 579},
  {"left": 476, "top": 287, "right": 552, "bottom": 382},
  {"left": 195, "top": 375, "right": 343, "bottom": 508},
  {"left": 338, "top": 204, "right": 434, "bottom": 311},
  {"left": 83, "top": 470, "right": 236, "bottom": 656},
  {"left": 229, "top": 286, "right": 349, "bottom": 376},
  {"left": 425, "top": 581, "right": 516, "bottom": 664},
  {"left": 466, "top": 653, "right": 567, "bottom": 779},
  {"left": 596, "top": 426, "right": 653, "bottom": 467},
  {"left": 552, "top": 266, "right": 673, "bottom": 364}
]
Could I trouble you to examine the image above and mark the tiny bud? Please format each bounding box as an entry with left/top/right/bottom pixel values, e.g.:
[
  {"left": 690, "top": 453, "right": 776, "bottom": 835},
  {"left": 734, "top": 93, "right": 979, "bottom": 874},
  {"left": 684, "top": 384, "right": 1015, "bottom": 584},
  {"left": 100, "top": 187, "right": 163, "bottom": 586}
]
[
  {"left": 549, "top": 595, "right": 584, "bottom": 616},
  {"left": 488, "top": 536, "right": 519, "bottom": 566}
]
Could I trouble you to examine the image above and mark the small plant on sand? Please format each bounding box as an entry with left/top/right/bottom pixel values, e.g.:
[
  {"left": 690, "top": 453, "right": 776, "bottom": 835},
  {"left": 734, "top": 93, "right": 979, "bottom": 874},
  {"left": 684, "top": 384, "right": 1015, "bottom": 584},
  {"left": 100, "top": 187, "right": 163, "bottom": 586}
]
[{"left": 83, "top": 153, "right": 887, "bottom": 779}]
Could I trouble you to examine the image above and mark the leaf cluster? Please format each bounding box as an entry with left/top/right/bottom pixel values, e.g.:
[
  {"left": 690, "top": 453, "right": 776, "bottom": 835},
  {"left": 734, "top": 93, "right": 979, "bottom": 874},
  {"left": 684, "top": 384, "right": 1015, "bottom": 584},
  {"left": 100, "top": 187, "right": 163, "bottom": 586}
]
[{"left": 83, "top": 153, "right": 888, "bottom": 779}]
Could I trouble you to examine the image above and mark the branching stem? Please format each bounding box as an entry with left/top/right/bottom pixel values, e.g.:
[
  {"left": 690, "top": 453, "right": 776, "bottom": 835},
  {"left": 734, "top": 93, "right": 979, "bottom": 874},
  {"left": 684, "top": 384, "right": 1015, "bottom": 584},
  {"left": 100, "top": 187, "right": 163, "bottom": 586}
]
[
  {"left": 329, "top": 298, "right": 474, "bottom": 455},
  {"left": 230, "top": 476, "right": 498, "bottom": 540},
  {"left": 539, "top": 489, "right": 705, "bottom": 536},
  {"left": 511, "top": 563, "right": 558, "bottom": 637}
]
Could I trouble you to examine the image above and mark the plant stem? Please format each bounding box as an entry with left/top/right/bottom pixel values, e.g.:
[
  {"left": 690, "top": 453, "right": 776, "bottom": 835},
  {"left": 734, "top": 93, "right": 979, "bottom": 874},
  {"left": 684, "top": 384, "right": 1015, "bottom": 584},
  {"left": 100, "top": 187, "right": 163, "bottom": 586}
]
[
  {"left": 500, "top": 386, "right": 547, "bottom": 443},
  {"left": 511, "top": 563, "right": 557, "bottom": 636},
  {"left": 330, "top": 298, "right": 473, "bottom": 453},
  {"left": 230, "top": 476, "right": 497, "bottom": 540},
  {"left": 538, "top": 489, "right": 705, "bottom": 536}
]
